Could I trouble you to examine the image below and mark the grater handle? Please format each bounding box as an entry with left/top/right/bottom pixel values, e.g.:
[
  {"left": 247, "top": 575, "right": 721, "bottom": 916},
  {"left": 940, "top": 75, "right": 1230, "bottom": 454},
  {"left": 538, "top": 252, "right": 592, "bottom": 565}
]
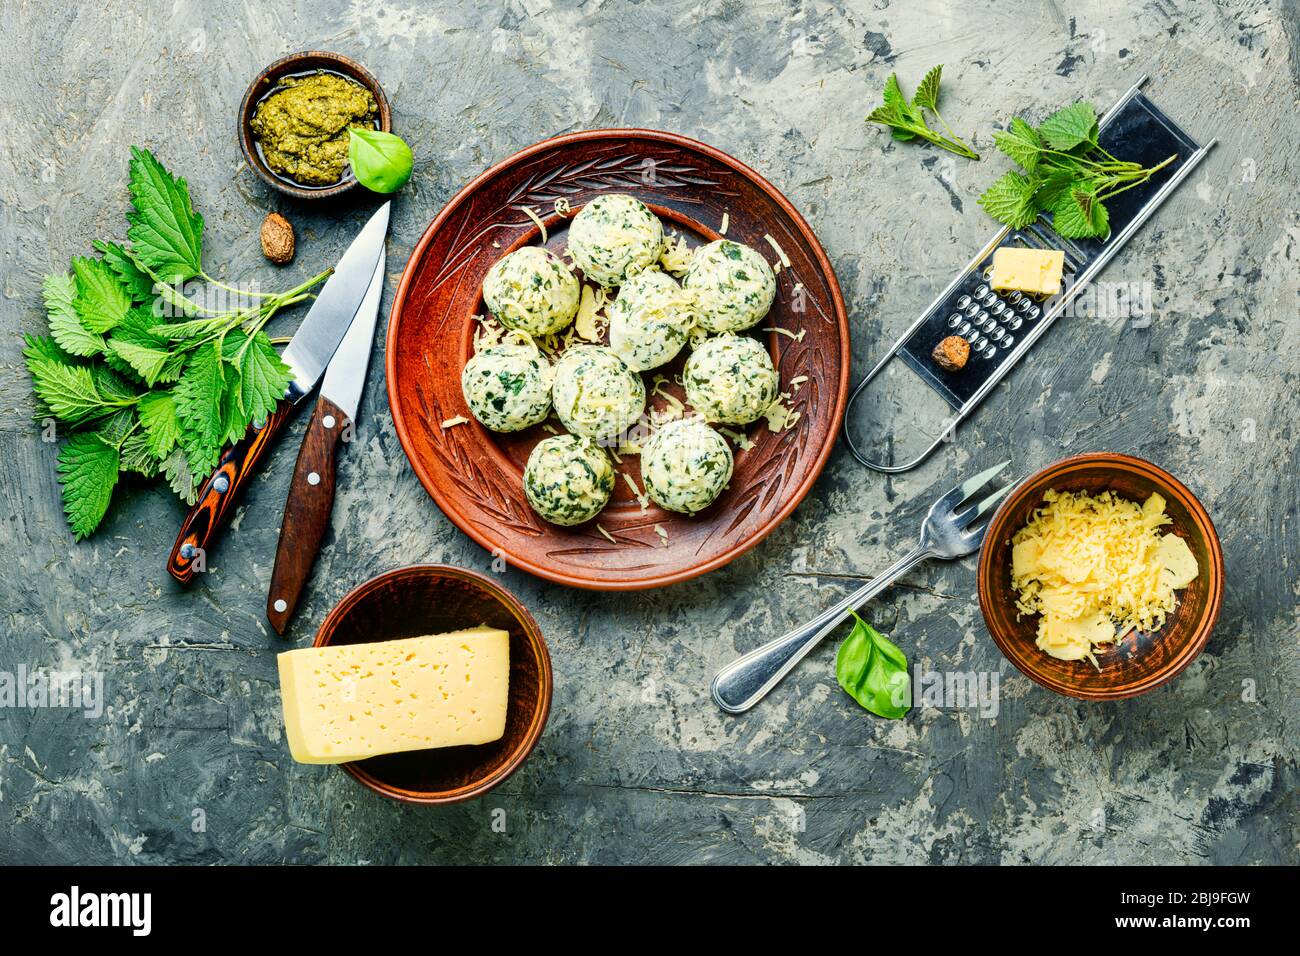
[{"left": 843, "top": 362, "right": 963, "bottom": 474}]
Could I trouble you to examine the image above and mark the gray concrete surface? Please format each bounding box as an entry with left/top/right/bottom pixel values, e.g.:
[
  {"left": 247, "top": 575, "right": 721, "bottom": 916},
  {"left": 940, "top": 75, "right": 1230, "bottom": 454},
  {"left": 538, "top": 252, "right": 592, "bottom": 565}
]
[{"left": 1, "top": 0, "right": 1296, "bottom": 865}]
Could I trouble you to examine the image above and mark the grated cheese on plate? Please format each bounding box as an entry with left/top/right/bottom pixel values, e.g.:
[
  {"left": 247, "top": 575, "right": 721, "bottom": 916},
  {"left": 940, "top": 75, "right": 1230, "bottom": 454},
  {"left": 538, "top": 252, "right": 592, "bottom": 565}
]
[
  {"left": 523, "top": 206, "right": 548, "bottom": 243},
  {"left": 762, "top": 326, "right": 806, "bottom": 342},
  {"left": 760, "top": 393, "right": 800, "bottom": 432},
  {"left": 622, "top": 472, "right": 649, "bottom": 512},
  {"left": 718, "top": 426, "right": 755, "bottom": 451},
  {"left": 763, "top": 233, "right": 792, "bottom": 268},
  {"left": 473, "top": 313, "right": 512, "bottom": 352},
  {"left": 573, "top": 284, "right": 607, "bottom": 341},
  {"left": 441, "top": 416, "right": 469, "bottom": 429},
  {"left": 659, "top": 234, "right": 694, "bottom": 277}
]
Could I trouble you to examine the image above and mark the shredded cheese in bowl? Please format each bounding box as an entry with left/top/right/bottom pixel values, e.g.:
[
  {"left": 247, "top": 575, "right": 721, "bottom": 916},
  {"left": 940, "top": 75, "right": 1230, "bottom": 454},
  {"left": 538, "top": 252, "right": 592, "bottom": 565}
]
[{"left": 1010, "top": 489, "right": 1200, "bottom": 667}]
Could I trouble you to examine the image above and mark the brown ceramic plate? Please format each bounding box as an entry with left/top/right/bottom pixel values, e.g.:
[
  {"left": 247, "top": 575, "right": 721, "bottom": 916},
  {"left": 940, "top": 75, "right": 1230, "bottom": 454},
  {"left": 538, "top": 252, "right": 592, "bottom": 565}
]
[
  {"left": 314, "top": 565, "right": 551, "bottom": 804},
  {"left": 386, "top": 129, "right": 850, "bottom": 590},
  {"left": 238, "top": 51, "right": 391, "bottom": 200},
  {"left": 977, "top": 453, "right": 1224, "bottom": 700}
]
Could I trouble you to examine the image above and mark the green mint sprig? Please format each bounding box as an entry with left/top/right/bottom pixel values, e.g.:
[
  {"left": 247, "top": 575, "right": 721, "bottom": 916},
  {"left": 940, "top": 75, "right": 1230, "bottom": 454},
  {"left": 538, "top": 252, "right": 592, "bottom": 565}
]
[
  {"left": 866, "top": 66, "right": 980, "bottom": 161},
  {"left": 978, "top": 102, "right": 1177, "bottom": 239},
  {"left": 24, "top": 147, "right": 330, "bottom": 540}
]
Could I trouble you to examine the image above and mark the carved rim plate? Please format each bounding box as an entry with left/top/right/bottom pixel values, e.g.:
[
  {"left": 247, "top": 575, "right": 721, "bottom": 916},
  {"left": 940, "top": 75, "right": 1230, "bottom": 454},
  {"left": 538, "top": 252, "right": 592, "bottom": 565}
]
[{"left": 386, "top": 129, "right": 850, "bottom": 590}]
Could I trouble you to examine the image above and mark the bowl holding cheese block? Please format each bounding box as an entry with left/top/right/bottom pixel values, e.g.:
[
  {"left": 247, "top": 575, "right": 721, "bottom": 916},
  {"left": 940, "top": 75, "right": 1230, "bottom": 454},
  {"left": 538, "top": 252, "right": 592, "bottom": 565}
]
[
  {"left": 278, "top": 565, "right": 552, "bottom": 804},
  {"left": 977, "top": 453, "right": 1224, "bottom": 701}
]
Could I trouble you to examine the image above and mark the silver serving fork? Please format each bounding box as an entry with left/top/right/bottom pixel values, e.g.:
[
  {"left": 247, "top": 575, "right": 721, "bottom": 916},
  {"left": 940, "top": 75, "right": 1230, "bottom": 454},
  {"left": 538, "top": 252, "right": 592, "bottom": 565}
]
[{"left": 710, "top": 461, "right": 1015, "bottom": 714}]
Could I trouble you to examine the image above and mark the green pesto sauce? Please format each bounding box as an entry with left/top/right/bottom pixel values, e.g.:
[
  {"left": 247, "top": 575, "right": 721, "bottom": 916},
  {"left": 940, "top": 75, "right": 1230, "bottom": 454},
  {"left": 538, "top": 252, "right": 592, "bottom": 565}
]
[{"left": 250, "top": 72, "right": 377, "bottom": 187}]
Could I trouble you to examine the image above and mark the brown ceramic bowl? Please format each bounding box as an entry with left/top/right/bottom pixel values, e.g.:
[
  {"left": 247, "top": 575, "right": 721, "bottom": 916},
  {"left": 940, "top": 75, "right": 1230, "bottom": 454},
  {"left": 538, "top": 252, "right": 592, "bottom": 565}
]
[
  {"left": 238, "top": 51, "right": 391, "bottom": 200},
  {"left": 313, "top": 565, "right": 551, "bottom": 804},
  {"left": 386, "top": 129, "right": 850, "bottom": 590},
  {"left": 977, "top": 453, "right": 1224, "bottom": 701}
]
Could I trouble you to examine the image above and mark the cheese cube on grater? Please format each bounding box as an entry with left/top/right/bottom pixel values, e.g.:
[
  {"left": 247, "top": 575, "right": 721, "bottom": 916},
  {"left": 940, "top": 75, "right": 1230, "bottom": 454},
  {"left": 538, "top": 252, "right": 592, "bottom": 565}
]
[{"left": 843, "top": 77, "right": 1216, "bottom": 473}]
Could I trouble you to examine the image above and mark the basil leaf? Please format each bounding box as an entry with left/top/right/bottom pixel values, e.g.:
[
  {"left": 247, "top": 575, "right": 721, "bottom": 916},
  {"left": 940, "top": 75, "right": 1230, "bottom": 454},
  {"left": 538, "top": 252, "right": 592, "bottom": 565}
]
[
  {"left": 835, "top": 612, "right": 911, "bottom": 719},
  {"left": 348, "top": 128, "right": 413, "bottom": 194}
]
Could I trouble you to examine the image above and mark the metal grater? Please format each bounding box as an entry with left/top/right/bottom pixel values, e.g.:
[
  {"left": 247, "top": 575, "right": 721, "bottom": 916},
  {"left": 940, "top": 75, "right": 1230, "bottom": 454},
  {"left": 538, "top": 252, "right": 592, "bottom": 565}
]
[{"left": 844, "top": 76, "right": 1216, "bottom": 473}]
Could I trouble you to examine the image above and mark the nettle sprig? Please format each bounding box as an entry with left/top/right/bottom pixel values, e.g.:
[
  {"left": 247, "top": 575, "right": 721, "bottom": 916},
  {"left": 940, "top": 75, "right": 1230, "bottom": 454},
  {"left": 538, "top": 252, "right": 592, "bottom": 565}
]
[
  {"left": 866, "top": 66, "right": 980, "bottom": 161},
  {"left": 978, "top": 101, "right": 1177, "bottom": 239},
  {"left": 24, "top": 147, "right": 330, "bottom": 539}
]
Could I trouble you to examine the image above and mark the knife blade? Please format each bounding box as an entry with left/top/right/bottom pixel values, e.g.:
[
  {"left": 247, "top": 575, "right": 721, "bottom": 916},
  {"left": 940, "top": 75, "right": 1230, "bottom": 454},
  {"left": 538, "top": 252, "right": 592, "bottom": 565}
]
[
  {"left": 166, "top": 202, "right": 391, "bottom": 584},
  {"left": 265, "top": 246, "right": 387, "bottom": 634}
]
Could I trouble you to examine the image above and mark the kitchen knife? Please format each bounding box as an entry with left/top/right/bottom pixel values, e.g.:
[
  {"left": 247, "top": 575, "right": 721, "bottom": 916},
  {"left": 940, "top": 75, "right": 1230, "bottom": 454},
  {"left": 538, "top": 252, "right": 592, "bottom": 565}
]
[
  {"left": 265, "top": 245, "right": 387, "bottom": 634},
  {"left": 166, "top": 202, "right": 391, "bottom": 584}
]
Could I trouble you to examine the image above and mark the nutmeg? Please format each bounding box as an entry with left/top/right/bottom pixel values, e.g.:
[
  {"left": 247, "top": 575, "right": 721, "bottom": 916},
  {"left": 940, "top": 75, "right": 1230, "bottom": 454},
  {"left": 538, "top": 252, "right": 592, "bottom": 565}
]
[
  {"left": 259, "top": 212, "right": 295, "bottom": 265},
  {"left": 932, "top": 335, "right": 970, "bottom": 372}
]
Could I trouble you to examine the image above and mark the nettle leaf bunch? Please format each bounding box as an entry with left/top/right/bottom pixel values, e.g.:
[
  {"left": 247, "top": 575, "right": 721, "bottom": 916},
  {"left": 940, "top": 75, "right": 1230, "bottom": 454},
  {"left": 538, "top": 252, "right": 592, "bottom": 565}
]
[
  {"left": 978, "top": 102, "right": 1177, "bottom": 239},
  {"left": 24, "top": 147, "right": 330, "bottom": 539},
  {"left": 866, "top": 65, "right": 980, "bottom": 161}
]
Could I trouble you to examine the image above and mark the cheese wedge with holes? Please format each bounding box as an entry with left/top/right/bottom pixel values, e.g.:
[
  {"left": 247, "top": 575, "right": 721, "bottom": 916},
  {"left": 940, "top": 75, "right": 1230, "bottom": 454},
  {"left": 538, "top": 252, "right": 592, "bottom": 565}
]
[
  {"left": 277, "top": 627, "right": 510, "bottom": 764},
  {"left": 990, "top": 247, "right": 1065, "bottom": 296}
]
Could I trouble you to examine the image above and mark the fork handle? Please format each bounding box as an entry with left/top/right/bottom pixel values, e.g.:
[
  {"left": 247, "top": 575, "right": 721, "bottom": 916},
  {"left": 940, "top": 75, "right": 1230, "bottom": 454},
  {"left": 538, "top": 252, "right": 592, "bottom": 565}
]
[{"left": 710, "top": 545, "right": 930, "bottom": 714}]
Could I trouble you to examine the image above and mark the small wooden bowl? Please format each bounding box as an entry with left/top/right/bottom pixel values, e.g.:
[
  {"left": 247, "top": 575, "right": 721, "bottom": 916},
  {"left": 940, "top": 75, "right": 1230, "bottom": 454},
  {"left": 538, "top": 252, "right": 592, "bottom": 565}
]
[
  {"left": 977, "top": 453, "right": 1224, "bottom": 701},
  {"left": 238, "top": 51, "right": 391, "bottom": 201},
  {"left": 312, "top": 565, "right": 552, "bottom": 803}
]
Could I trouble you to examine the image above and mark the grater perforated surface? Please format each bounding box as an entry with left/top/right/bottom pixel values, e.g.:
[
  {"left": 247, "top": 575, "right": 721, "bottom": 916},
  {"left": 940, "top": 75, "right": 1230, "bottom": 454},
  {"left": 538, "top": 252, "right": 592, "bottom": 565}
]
[{"left": 896, "top": 92, "right": 1204, "bottom": 410}]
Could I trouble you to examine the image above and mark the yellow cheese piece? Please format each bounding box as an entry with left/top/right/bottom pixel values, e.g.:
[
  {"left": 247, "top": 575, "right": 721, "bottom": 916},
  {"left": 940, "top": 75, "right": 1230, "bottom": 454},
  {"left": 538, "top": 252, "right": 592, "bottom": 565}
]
[
  {"left": 990, "top": 247, "right": 1065, "bottom": 296},
  {"left": 1010, "top": 489, "right": 1199, "bottom": 667},
  {"left": 1157, "top": 532, "right": 1199, "bottom": 589},
  {"left": 573, "top": 284, "right": 606, "bottom": 341},
  {"left": 277, "top": 627, "right": 510, "bottom": 764}
]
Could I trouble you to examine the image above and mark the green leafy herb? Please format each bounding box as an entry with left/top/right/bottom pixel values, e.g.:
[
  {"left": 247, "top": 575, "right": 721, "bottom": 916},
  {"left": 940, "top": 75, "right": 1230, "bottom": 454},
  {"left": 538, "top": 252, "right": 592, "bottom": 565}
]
[
  {"left": 72, "top": 256, "right": 132, "bottom": 333},
  {"left": 126, "top": 146, "right": 204, "bottom": 282},
  {"left": 29, "top": 355, "right": 128, "bottom": 426},
  {"left": 45, "top": 272, "right": 104, "bottom": 357},
  {"left": 23, "top": 147, "right": 331, "bottom": 539},
  {"left": 348, "top": 128, "right": 414, "bottom": 194},
  {"left": 57, "top": 433, "right": 120, "bottom": 540},
  {"left": 137, "top": 391, "right": 181, "bottom": 460},
  {"left": 1037, "top": 101, "right": 1099, "bottom": 151},
  {"left": 93, "top": 240, "right": 155, "bottom": 302},
  {"left": 835, "top": 612, "right": 911, "bottom": 720},
  {"left": 978, "top": 102, "right": 1176, "bottom": 240},
  {"left": 866, "top": 65, "right": 979, "bottom": 161},
  {"left": 977, "top": 171, "right": 1039, "bottom": 229}
]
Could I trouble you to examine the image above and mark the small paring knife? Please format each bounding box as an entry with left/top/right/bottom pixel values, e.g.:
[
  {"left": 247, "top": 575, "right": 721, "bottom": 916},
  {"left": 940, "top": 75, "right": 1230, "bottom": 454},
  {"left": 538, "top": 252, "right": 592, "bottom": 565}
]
[
  {"left": 266, "top": 245, "right": 387, "bottom": 634},
  {"left": 166, "top": 202, "right": 391, "bottom": 584}
]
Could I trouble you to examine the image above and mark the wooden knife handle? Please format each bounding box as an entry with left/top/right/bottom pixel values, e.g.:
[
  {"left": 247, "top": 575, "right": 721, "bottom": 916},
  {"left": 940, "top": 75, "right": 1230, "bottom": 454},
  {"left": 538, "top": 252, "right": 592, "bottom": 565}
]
[
  {"left": 266, "top": 397, "right": 348, "bottom": 635},
  {"left": 167, "top": 401, "right": 295, "bottom": 585}
]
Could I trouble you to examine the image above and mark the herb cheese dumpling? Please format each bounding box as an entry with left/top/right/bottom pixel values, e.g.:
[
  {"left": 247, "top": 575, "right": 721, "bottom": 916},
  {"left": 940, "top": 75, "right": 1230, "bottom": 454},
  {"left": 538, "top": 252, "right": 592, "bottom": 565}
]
[
  {"left": 608, "top": 268, "right": 697, "bottom": 372},
  {"left": 684, "top": 239, "right": 777, "bottom": 332},
  {"left": 566, "top": 194, "right": 665, "bottom": 287},
  {"left": 640, "top": 417, "right": 734, "bottom": 515},
  {"left": 523, "top": 435, "right": 615, "bottom": 526},
  {"left": 683, "top": 335, "right": 779, "bottom": 425},
  {"left": 551, "top": 345, "right": 646, "bottom": 441},
  {"left": 482, "top": 246, "right": 580, "bottom": 336},
  {"left": 460, "top": 343, "right": 554, "bottom": 432}
]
